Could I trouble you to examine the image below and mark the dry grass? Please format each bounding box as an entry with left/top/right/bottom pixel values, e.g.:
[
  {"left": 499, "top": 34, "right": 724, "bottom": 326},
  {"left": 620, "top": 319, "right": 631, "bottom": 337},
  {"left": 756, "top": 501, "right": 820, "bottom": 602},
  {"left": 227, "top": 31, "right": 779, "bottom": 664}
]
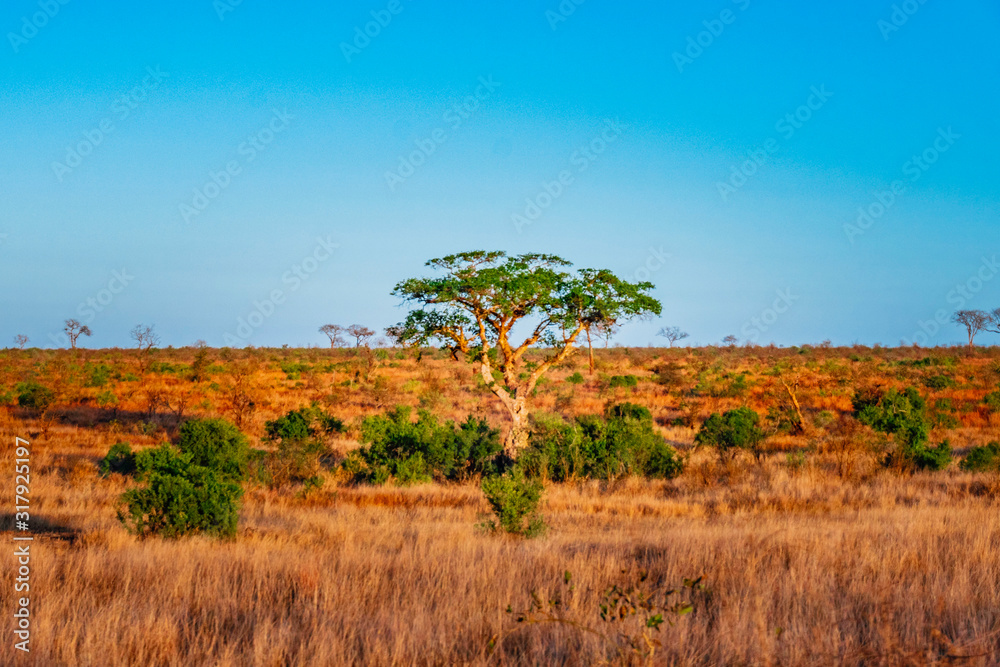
[{"left": 1, "top": 346, "right": 1000, "bottom": 665}]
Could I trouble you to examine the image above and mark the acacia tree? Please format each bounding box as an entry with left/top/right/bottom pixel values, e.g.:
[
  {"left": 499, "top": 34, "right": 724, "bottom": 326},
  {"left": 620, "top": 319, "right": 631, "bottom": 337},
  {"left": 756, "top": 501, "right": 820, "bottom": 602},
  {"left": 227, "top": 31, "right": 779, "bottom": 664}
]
[
  {"left": 388, "top": 251, "right": 661, "bottom": 455},
  {"left": 987, "top": 308, "right": 1000, "bottom": 335},
  {"left": 319, "top": 324, "right": 345, "bottom": 348},
  {"left": 130, "top": 324, "right": 161, "bottom": 373},
  {"left": 64, "top": 319, "right": 92, "bottom": 350},
  {"left": 657, "top": 326, "right": 689, "bottom": 348},
  {"left": 952, "top": 310, "right": 990, "bottom": 348},
  {"left": 347, "top": 325, "right": 375, "bottom": 348}
]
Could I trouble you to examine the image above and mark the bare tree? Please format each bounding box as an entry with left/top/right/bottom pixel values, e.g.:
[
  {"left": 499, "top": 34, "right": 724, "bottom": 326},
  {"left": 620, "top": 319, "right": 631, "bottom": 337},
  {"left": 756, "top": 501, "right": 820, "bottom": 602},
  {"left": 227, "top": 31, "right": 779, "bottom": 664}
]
[
  {"left": 319, "top": 323, "right": 346, "bottom": 348},
  {"left": 13, "top": 334, "right": 29, "bottom": 350},
  {"left": 952, "top": 310, "right": 990, "bottom": 349},
  {"left": 130, "top": 324, "right": 161, "bottom": 373},
  {"left": 987, "top": 308, "right": 1000, "bottom": 335},
  {"left": 63, "top": 319, "right": 92, "bottom": 350},
  {"left": 583, "top": 320, "right": 619, "bottom": 375},
  {"left": 346, "top": 324, "right": 375, "bottom": 348},
  {"left": 657, "top": 326, "right": 689, "bottom": 348},
  {"left": 722, "top": 334, "right": 739, "bottom": 347}
]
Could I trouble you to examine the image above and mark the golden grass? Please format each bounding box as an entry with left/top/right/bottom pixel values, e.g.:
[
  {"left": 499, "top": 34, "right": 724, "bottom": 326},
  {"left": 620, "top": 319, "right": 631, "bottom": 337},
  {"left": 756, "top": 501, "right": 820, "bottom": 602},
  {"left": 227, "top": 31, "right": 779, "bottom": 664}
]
[{"left": 1, "top": 346, "right": 1000, "bottom": 665}]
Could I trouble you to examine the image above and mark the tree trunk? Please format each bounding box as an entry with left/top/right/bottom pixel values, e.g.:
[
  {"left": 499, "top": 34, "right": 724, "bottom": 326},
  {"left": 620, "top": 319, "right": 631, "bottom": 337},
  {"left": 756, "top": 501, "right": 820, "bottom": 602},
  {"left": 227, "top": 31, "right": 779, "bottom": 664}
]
[
  {"left": 586, "top": 328, "right": 595, "bottom": 376},
  {"left": 502, "top": 398, "right": 530, "bottom": 458}
]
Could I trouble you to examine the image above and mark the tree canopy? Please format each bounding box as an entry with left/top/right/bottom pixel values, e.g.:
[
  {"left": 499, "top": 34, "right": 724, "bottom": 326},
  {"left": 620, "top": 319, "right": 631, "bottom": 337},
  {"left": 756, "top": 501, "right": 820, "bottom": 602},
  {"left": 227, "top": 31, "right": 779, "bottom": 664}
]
[{"left": 388, "top": 251, "right": 661, "bottom": 453}]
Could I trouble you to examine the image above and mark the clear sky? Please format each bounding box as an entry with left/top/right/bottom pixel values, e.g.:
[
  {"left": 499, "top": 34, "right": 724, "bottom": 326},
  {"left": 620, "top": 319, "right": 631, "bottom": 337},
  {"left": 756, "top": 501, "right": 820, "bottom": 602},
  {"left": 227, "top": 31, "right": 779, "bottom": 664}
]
[{"left": 2, "top": 0, "right": 998, "bottom": 349}]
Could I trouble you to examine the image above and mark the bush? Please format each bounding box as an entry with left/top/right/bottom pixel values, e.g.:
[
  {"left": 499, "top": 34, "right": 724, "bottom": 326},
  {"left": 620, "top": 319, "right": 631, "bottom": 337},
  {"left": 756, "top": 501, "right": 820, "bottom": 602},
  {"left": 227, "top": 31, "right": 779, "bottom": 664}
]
[
  {"left": 176, "top": 418, "right": 250, "bottom": 482},
  {"left": 923, "top": 374, "right": 954, "bottom": 390},
  {"left": 885, "top": 440, "right": 952, "bottom": 472},
  {"left": 566, "top": 372, "right": 585, "bottom": 385},
  {"left": 117, "top": 444, "right": 243, "bottom": 538},
  {"left": 853, "top": 387, "right": 929, "bottom": 447},
  {"left": 517, "top": 404, "right": 682, "bottom": 481},
  {"left": 256, "top": 407, "right": 341, "bottom": 488},
  {"left": 15, "top": 381, "right": 54, "bottom": 411},
  {"left": 481, "top": 470, "right": 545, "bottom": 538},
  {"left": 984, "top": 391, "right": 1000, "bottom": 413},
  {"left": 99, "top": 442, "right": 137, "bottom": 477},
  {"left": 84, "top": 363, "right": 112, "bottom": 388},
  {"left": 652, "top": 362, "right": 684, "bottom": 388},
  {"left": 345, "top": 407, "right": 502, "bottom": 485},
  {"left": 960, "top": 442, "right": 1000, "bottom": 472},
  {"left": 608, "top": 375, "right": 638, "bottom": 389},
  {"left": 695, "top": 407, "right": 765, "bottom": 460}
]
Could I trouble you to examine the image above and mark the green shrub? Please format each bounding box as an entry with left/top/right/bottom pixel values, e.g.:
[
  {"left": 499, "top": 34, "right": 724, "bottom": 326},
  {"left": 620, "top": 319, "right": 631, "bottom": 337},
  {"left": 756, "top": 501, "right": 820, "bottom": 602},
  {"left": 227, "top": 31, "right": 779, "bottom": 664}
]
[
  {"left": 99, "top": 442, "right": 137, "bottom": 477},
  {"left": 176, "top": 418, "right": 250, "bottom": 482},
  {"left": 346, "top": 407, "right": 502, "bottom": 485},
  {"left": 984, "top": 391, "right": 1000, "bottom": 413},
  {"left": 117, "top": 444, "right": 243, "bottom": 538},
  {"left": 518, "top": 404, "right": 682, "bottom": 481},
  {"left": 923, "top": 374, "right": 954, "bottom": 390},
  {"left": 15, "top": 381, "right": 54, "bottom": 411},
  {"left": 718, "top": 373, "right": 748, "bottom": 398},
  {"left": 885, "top": 440, "right": 952, "bottom": 472},
  {"left": 481, "top": 470, "right": 545, "bottom": 538},
  {"left": 96, "top": 390, "right": 118, "bottom": 409},
  {"left": 853, "top": 387, "right": 929, "bottom": 447},
  {"left": 695, "top": 407, "right": 765, "bottom": 460},
  {"left": 960, "top": 442, "right": 1000, "bottom": 472},
  {"left": 84, "top": 363, "right": 112, "bottom": 388},
  {"left": 265, "top": 405, "right": 344, "bottom": 443},
  {"left": 608, "top": 375, "right": 639, "bottom": 389},
  {"left": 256, "top": 407, "right": 342, "bottom": 488},
  {"left": 566, "top": 372, "right": 585, "bottom": 385}
]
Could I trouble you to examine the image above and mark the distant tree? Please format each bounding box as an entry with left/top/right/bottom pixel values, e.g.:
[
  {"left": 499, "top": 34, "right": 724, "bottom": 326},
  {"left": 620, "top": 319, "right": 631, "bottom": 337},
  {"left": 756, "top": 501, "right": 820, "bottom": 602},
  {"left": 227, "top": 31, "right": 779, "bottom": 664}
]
[
  {"left": 657, "top": 326, "right": 689, "bottom": 348},
  {"left": 389, "top": 251, "right": 660, "bottom": 455},
  {"left": 987, "top": 308, "right": 1000, "bottom": 335},
  {"left": 583, "top": 320, "right": 619, "bottom": 376},
  {"left": 347, "top": 324, "right": 375, "bottom": 348},
  {"left": 952, "top": 310, "right": 990, "bottom": 348},
  {"left": 189, "top": 340, "right": 212, "bottom": 382},
  {"left": 13, "top": 334, "right": 29, "bottom": 350},
  {"left": 722, "top": 334, "right": 739, "bottom": 347},
  {"left": 319, "top": 324, "right": 346, "bottom": 348},
  {"left": 130, "top": 324, "right": 161, "bottom": 373},
  {"left": 64, "top": 319, "right": 92, "bottom": 350}
]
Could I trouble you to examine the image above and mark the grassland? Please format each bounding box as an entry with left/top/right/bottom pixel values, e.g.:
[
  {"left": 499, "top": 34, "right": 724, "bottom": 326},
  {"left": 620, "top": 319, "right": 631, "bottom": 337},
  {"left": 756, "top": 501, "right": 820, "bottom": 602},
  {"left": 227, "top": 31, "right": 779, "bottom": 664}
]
[{"left": 2, "top": 343, "right": 1000, "bottom": 665}]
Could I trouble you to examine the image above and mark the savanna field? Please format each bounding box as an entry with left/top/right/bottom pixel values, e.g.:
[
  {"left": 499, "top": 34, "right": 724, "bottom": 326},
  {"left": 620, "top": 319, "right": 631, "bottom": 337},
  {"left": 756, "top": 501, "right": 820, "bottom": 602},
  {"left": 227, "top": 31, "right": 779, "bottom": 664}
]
[{"left": 3, "top": 343, "right": 1000, "bottom": 666}]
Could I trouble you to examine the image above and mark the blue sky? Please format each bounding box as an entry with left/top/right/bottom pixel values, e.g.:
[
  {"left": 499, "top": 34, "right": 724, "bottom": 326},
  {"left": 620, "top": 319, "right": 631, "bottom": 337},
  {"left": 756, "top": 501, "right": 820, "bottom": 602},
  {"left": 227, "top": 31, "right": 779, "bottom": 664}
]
[{"left": 1, "top": 0, "right": 998, "bottom": 349}]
